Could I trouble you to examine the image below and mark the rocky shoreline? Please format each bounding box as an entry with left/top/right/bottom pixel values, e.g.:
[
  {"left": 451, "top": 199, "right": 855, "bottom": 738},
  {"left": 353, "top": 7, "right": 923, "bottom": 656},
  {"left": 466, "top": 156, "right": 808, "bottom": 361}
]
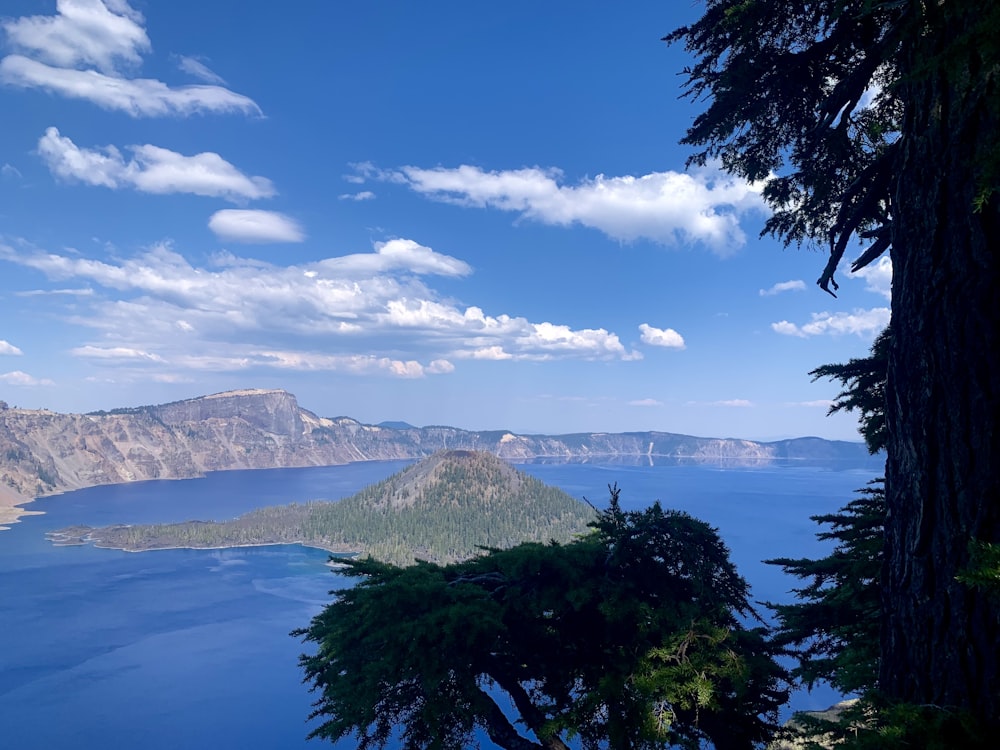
[{"left": 0, "top": 484, "right": 38, "bottom": 530}]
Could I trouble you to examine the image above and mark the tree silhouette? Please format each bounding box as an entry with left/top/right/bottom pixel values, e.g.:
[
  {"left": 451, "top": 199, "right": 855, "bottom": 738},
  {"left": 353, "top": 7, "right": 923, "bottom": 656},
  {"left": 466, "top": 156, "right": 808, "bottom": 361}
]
[
  {"left": 296, "top": 489, "right": 788, "bottom": 750},
  {"left": 667, "top": 1, "right": 1000, "bottom": 728}
]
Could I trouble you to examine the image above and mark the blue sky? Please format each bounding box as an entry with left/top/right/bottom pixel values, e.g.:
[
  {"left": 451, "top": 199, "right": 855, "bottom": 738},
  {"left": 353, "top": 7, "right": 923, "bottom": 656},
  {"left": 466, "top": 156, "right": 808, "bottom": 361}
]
[{"left": 0, "top": 0, "right": 890, "bottom": 441}]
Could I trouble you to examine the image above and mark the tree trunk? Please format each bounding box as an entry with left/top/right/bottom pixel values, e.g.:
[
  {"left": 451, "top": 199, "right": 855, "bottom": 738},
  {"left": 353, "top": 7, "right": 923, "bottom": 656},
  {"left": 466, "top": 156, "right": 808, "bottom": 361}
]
[{"left": 883, "top": 0, "right": 1000, "bottom": 726}]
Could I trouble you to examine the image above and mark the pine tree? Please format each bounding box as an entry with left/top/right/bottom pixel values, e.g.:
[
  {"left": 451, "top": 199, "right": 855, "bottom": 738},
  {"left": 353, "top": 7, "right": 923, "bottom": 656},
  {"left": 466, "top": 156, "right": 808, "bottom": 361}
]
[
  {"left": 295, "top": 489, "right": 789, "bottom": 750},
  {"left": 667, "top": 1, "right": 1000, "bottom": 726}
]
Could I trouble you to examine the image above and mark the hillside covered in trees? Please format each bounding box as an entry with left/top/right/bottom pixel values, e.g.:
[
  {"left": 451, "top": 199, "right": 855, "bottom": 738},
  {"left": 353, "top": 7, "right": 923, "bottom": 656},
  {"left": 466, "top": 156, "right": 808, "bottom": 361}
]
[{"left": 48, "top": 450, "right": 595, "bottom": 566}]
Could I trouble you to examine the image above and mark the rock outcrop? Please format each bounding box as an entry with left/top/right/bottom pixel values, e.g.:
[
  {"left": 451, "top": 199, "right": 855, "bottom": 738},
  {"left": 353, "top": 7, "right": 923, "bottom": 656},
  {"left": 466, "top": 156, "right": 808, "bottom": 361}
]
[{"left": 0, "top": 388, "right": 876, "bottom": 502}]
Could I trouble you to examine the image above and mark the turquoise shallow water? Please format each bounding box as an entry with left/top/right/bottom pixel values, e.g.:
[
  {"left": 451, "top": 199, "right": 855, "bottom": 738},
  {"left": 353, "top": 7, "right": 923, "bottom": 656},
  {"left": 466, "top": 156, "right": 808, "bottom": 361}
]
[{"left": 0, "top": 459, "right": 875, "bottom": 748}]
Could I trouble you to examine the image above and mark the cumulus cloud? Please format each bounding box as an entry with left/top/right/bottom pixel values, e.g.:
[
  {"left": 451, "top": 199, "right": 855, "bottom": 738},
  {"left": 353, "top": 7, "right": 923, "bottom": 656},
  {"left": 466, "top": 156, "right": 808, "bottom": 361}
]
[
  {"left": 638, "top": 323, "right": 686, "bottom": 349},
  {"left": 759, "top": 279, "right": 806, "bottom": 296},
  {"left": 426, "top": 359, "right": 455, "bottom": 374},
  {"left": 0, "top": 2, "right": 260, "bottom": 117},
  {"left": 357, "top": 163, "right": 768, "bottom": 253},
  {"left": 0, "top": 370, "right": 54, "bottom": 386},
  {"left": 338, "top": 191, "right": 375, "bottom": 201},
  {"left": 0, "top": 340, "right": 23, "bottom": 355},
  {"left": 772, "top": 307, "right": 890, "bottom": 338},
  {"left": 852, "top": 255, "right": 892, "bottom": 299},
  {"left": 0, "top": 239, "right": 636, "bottom": 378},
  {"left": 2, "top": 0, "right": 149, "bottom": 74},
  {"left": 208, "top": 210, "right": 305, "bottom": 243},
  {"left": 38, "top": 127, "right": 275, "bottom": 201}
]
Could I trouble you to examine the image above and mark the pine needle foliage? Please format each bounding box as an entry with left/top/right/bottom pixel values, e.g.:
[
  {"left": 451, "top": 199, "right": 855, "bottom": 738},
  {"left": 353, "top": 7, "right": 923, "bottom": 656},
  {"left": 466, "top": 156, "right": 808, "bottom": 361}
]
[{"left": 295, "top": 487, "right": 789, "bottom": 750}]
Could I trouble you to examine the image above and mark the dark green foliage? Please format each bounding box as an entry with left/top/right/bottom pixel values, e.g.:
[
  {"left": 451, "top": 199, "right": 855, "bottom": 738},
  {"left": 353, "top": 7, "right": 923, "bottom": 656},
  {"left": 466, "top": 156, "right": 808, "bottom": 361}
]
[
  {"left": 296, "top": 488, "right": 789, "bottom": 750},
  {"left": 767, "top": 336, "right": 886, "bottom": 694},
  {"left": 766, "top": 479, "right": 883, "bottom": 695},
  {"left": 957, "top": 540, "right": 1000, "bottom": 592},
  {"left": 766, "top": 334, "right": 887, "bottom": 695},
  {"left": 773, "top": 337, "right": 999, "bottom": 744},
  {"left": 809, "top": 328, "right": 888, "bottom": 454},
  {"left": 664, "top": 0, "right": 904, "bottom": 293},
  {"left": 670, "top": 0, "right": 1000, "bottom": 735}
]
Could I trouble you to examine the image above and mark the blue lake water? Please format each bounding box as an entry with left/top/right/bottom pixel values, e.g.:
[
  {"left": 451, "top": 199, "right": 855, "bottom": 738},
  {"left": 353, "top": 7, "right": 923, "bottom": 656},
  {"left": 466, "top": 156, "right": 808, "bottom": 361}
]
[{"left": 0, "top": 459, "right": 878, "bottom": 749}]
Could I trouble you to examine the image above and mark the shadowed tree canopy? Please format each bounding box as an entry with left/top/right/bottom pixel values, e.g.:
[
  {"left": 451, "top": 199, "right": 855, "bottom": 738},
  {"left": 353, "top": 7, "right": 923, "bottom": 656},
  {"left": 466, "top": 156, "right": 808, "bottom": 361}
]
[
  {"left": 667, "top": 0, "right": 1000, "bottom": 727},
  {"left": 768, "top": 329, "right": 888, "bottom": 696},
  {"left": 296, "top": 491, "right": 788, "bottom": 750},
  {"left": 771, "top": 332, "right": 995, "bottom": 746}
]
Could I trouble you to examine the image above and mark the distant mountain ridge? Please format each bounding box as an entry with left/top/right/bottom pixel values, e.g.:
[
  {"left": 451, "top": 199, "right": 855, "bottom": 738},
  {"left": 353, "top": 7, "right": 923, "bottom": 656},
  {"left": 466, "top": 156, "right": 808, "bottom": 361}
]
[{"left": 0, "top": 388, "right": 875, "bottom": 502}]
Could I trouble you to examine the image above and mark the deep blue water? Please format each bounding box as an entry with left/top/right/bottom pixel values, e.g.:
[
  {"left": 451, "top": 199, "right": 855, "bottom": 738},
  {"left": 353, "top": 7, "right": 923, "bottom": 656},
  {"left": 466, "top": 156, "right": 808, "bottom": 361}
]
[{"left": 0, "top": 459, "right": 877, "bottom": 749}]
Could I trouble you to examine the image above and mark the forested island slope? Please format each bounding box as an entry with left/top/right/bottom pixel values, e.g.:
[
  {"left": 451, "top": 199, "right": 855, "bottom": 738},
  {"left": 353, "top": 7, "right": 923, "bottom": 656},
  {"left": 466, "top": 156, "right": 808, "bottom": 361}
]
[
  {"left": 48, "top": 450, "right": 596, "bottom": 565},
  {"left": 0, "top": 389, "right": 874, "bottom": 507}
]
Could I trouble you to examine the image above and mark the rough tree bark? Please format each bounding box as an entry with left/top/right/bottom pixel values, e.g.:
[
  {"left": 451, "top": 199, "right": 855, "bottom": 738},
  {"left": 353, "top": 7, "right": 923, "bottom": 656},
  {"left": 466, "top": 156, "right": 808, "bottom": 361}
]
[{"left": 885, "top": 0, "right": 1000, "bottom": 722}]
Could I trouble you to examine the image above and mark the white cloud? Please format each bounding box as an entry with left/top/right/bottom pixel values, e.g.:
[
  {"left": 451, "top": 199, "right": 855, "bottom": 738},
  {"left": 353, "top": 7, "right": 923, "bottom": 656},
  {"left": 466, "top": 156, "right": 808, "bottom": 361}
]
[
  {"left": 205, "top": 350, "right": 434, "bottom": 379},
  {"left": 1, "top": 163, "right": 22, "bottom": 179},
  {"left": 150, "top": 372, "right": 193, "bottom": 384},
  {"left": 16, "top": 287, "right": 94, "bottom": 297},
  {"left": 772, "top": 307, "right": 891, "bottom": 338},
  {"left": 759, "top": 279, "right": 806, "bottom": 296},
  {"left": 463, "top": 346, "right": 513, "bottom": 360},
  {"left": 852, "top": 255, "right": 892, "bottom": 299},
  {"left": 38, "top": 127, "right": 275, "bottom": 201},
  {"left": 629, "top": 398, "right": 663, "bottom": 407},
  {"left": 0, "top": 239, "right": 635, "bottom": 376},
  {"left": 400, "top": 306, "right": 638, "bottom": 362},
  {"left": 361, "top": 163, "right": 768, "bottom": 253},
  {"left": 638, "top": 323, "right": 686, "bottom": 349},
  {"left": 175, "top": 55, "right": 226, "bottom": 85},
  {"left": 0, "top": 55, "right": 262, "bottom": 117},
  {"left": 788, "top": 399, "right": 835, "bottom": 408},
  {"left": 71, "top": 345, "right": 164, "bottom": 362},
  {"left": 0, "top": 3, "right": 259, "bottom": 117},
  {"left": 710, "top": 399, "right": 754, "bottom": 407},
  {"left": 426, "top": 359, "right": 455, "bottom": 374},
  {"left": 338, "top": 191, "right": 375, "bottom": 201},
  {"left": 315, "top": 238, "right": 471, "bottom": 278},
  {"left": 2, "top": 0, "right": 149, "bottom": 74},
  {"left": 208, "top": 210, "right": 305, "bottom": 243},
  {"left": 770, "top": 321, "right": 802, "bottom": 337},
  {"left": 0, "top": 370, "right": 54, "bottom": 386},
  {"left": 0, "top": 340, "right": 23, "bottom": 355}
]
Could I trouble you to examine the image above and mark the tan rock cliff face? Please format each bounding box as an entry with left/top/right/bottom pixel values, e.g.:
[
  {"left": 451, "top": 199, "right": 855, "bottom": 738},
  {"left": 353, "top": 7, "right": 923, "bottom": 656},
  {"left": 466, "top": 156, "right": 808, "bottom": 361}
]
[{"left": 0, "top": 389, "right": 873, "bottom": 501}]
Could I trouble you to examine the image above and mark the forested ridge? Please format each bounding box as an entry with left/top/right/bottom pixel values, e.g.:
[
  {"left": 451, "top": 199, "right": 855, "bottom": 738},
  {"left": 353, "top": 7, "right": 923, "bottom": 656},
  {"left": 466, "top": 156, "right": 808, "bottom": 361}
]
[{"left": 48, "top": 451, "right": 595, "bottom": 566}]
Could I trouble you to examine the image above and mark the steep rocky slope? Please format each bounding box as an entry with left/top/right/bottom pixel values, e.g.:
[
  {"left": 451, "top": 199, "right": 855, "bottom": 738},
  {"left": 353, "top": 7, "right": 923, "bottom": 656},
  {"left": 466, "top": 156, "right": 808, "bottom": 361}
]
[{"left": 0, "top": 389, "right": 874, "bottom": 504}]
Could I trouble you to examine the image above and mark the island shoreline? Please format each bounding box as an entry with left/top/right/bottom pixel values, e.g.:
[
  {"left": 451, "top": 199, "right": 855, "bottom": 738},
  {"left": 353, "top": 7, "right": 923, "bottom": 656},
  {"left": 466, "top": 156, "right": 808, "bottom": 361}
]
[{"left": 1, "top": 450, "right": 874, "bottom": 533}]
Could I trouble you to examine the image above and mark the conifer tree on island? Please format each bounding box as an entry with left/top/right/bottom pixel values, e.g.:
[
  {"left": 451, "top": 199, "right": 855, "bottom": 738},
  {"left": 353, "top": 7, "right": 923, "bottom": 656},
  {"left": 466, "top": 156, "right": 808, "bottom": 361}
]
[{"left": 666, "top": 0, "right": 999, "bottom": 728}]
